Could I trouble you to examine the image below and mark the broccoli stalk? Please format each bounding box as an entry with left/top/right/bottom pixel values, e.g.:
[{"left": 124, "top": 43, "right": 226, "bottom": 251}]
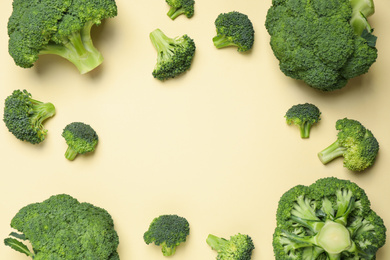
[
  {"left": 350, "top": 0, "right": 375, "bottom": 35},
  {"left": 40, "top": 21, "right": 103, "bottom": 74},
  {"left": 318, "top": 140, "right": 347, "bottom": 165}
]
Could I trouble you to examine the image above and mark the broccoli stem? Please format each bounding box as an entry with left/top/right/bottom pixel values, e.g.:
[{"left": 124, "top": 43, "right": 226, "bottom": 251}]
[
  {"left": 29, "top": 99, "right": 56, "bottom": 138},
  {"left": 39, "top": 21, "right": 103, "bottom": 74},
  {"left": 318, "top": 140, "right": 346, "bottom": 165},
  {"left": 161, "top": 242, "right": 176, "bottom": 256},
  {"left": 300, "top": 122, "right": 311, "bottom": 138},
  {"left": 349, "top": 0, "right": 375, "bottom": 35},
  {"left": 167, "top": 7, "right": 184, "bottom": 20},
  {"left": 149, "top": 29, "right": 175, "bottom": 60},
  {"left": 65, "top": 146, "right": 78, "bottom": 161},
  {"left": 206, "top": 234, "right": 229, "bottom": 252},
  {"left": 317, "top": 221, "right": 352, "bottom": 256},
  {"left": 212, "top": 35, "right": 236, "bottom": 49}
]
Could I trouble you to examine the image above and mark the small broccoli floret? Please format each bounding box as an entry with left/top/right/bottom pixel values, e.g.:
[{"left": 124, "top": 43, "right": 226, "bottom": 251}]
[
  {"left": 213, "top": 11, "right": 255, "bottom": 52},
  {"left": 265, "top": 0, "right": 377, "bottom": 91},
  {"left": 8, "top": 0, "right": 118, "bottom": 74},
  {"left": 150, "top": 29, "right": 196, "bottom": 81},
  {"left": 318, "top": 118, "right": 379, "bottom": 171},
  {"left": 165, "top": 0, "right": 195, "bottom": 20},
  {"left": 285, "top": 103, "right": 321, "bottom": 139},
  {"left": 206, "top": 233, "right": 255, "bottom": 260},
  {"left": 273, "top": 177, "right": 386, "bottom": 260},
  {"left": 3, "top": 89, "right": 56, "bottom": 144},
  {"left": 143, "top": 214, "right": 190, "bottom": 256},
  {"left": 4, "top": 194, "right": 120, "bottom": 259},
  {"left": 62, "top": 122, "right": 99, "bottom": 161}
]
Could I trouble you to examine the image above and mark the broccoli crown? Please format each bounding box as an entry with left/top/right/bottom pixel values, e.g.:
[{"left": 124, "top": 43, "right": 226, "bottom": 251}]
[
  {"left": 3, "top": 89, "right": 56, "bottom": 144},
  {"left": 206, "top": 233, "right": 255, "bottom": 260},
  {"left": 265, "top": 0, "right": 377, "bottom": 91},
  {"left": 273, "top": 177, "right": 386, "bottom": 260},
  {"left": 318, "top": 118, "right": 379, "bottom": 171},
  {"left": 149, "top": 29, "right": 196, "bottom": 81},
  {"left": 62, "top": 122, "right": 99, "bottom": 161},
  {"left": 166, "top": 0, "right": 195, "bottom": 20},
  {"left": 285, "top": 103, "right": 321, "bottom": 139},
  {"left": 213, "top": 11, "right": 255, "bottom": 52},
  {"left": 143, "top": 214, "right": 190, "bottom": 256},
  {"left": 4, "top": 194, "right": 120, "bottom": 259},
  {"left": 8, "top": 0, "right": 118, "bottom": 74}
]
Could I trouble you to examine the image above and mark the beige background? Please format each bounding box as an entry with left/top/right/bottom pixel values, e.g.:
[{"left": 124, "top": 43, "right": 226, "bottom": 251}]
[{"left": 1, "top": 0, "right": 389, "bottom": 259}]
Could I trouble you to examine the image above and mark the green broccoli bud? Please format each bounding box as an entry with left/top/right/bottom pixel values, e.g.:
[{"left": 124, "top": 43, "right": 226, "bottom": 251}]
[
  {"left": 165, "top": 0, "right": 195, "bottom": 20},
  {"left": 150, "top": 29, "right": 196, "bottom": 81},
  {"left": 3, "top": 89, "right": 56, "bottom": 144},
  {"left": 285, "top": 103, "right": 321, "bottom": 138},
  {"left": 213, "top": 11, "right": 255, "bottom": 52},
  {"left": 206, "top": 233, "right": 255, "bottom": 260},
  {"left": 62, "top": 122, "right": 99, "bottom": 161},
  {"left": 143, "top": 214, "right": 190, "bottom": 256}
]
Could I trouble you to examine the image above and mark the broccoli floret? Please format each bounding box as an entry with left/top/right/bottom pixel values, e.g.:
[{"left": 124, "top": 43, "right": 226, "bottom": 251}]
[
  {"left": 165, "top": 0, "right": 195, "bottom": 20},
  {"left": 213, "top": 11, "right": 255, "bottom": 52},
  {"left": 265, "top": 0, "right": 377, "bottom": 91},
  {"left": 143, "top": 214, "right": 190, "bottom": 256},
  {"left": 62, "top": 122, "right": 99, "bottom": 161},
  {"left": 318, "top": 118, "right": 379, "bottom": 171},
  {"left": 206, "top": 233, "right": 255, "bottom": 260},
  {"left": 149, "top": 29, "right": 196, "bottom": 81},
  {"left": 285, "top": 103, "right": 321, "bottom": 139},
  {"left": 7, "top": 0, "right": 118, "bottom": 74},
  {"left": 3, "top": 89, "right": 56, "bottom": 144},
  {"left": 4, "top": 194, "right": 120, "bottom": 259},
  {"left": 273, "top": 177, "right": 386, "bottom": 260}
]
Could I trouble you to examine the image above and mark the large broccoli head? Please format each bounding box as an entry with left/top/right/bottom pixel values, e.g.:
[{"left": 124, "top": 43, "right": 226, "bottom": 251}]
[
  {"left": 213, "top": 11, "right": 255, "bottom": 52},
  {"left": 206, "top": 233, "right": 255, "bottom": 260},
  {"left": 318, "top": 118, "right": 379, "bottom": 171},
  {"left": 62, "top": 122, "right": 99, "bottom": 161},
  {"left": 4, "top": 194, "right": 120, "bottom": 259},
  {"left": 143, "top": 214, "right": 190, "bottom": 256},
  {"left": 3, "top": 89, "right": 56, "bottom": 144},
  {"left": 273, "top": 177, "right": 386, "bottom": 259},
  {"left": 149, "top": 29, "right": 196, "bottom": 81},
  {"left": 8, "top": 0, "right": 117, "bottom": 74},
  {"left": 265, "top": 0, "right": 377, "bottom": 91}
]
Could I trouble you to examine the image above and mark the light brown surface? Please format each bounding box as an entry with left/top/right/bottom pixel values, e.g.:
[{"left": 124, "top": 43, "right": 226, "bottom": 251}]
[{"left": 0, "top": 0, "right": 389, "bottom": 259}]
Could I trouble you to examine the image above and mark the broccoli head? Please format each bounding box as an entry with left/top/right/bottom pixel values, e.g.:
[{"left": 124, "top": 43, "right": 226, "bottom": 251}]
[
  {"left": 62, "top": 122, "right": 99, "bottom": 161},
  {"left": 3, "top": 89, "right": 56, "bottom": 144},
  {"left": 206, "top": 233, "right": 255, "bottom": 260},
  {"left": 318, "top": 118, "right": 379, "bottom": 171},
  {"left": 165, "top": 0, "right": 195, "bottom": 20},
  {"left": 8, "top": 0, "right": 118, "bottom": 74},
  {"left": 265, "top": 0, "right": 377, "bottom": 91},
  {"left": 150, "top": 29, "right": 196, "bottom": 81},
  {"left": 4, "top": 194, "right": 120, "bottom": 259},
  {"left": 273, "top": 177, "right": 386, "bottom": 260},
  {"left": 143, "top": 214, "right": 190, "bottom": 256},
  {"left": 285, "top": 103, "right": 321, "bottom": 139},
  {"left": 213, "top": 11, "right": 255, "bottom": 52}
]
